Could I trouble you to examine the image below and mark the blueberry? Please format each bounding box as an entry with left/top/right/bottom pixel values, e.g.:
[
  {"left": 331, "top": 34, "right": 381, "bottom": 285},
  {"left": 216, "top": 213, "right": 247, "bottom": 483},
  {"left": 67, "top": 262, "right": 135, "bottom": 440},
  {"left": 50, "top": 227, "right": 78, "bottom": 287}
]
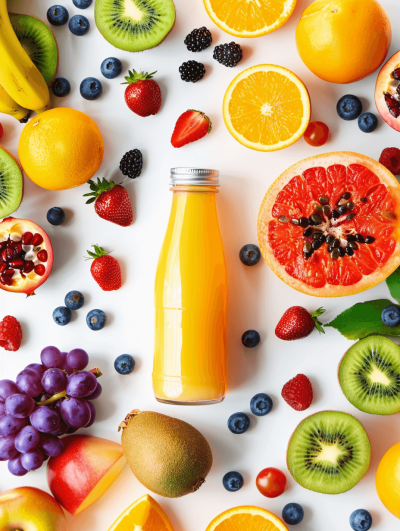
[
  {"left": 65, "top": 291, "right": 84, "bottom": 310},
  {"left": 47, "top": 207, "right": 65, "bottom": 225},
  {"left": 114, "top": 354, "right": 135, "bottom": 375},
  {"left": 86, "top": 309, "right": 106, "bottom": 331},
  {"left": 282, "top": 503, "right": 304, "bottom": 525},
  {"left": 381, "top": 305, "right": 400, "bottom": 327},
  {"left": 53, "top": 306, "right": 72, "bottom": 326},
  {"left": 51, "top": 78, "right": 71, "bottom": 98},
  {"left": 349, "top": 509, "right": 372, "bottom": 531},
  {"left": 73, "top": 0, "right": 92, "bottom": 8},
  {"left": 47, "top": 5, "right": 69, "bottom": 26},
  {"left": 80, "top": 77, "right": 103, "bottom": 100},
  {"left": 336, "top": 95, "right": 362, "bottom": 121},
  {"left": 239, "top": 244, "right": 261, "bottom": 266},
  {"left": 358, "top": 112, "right": 378, "bottom": 133},
  {"left": 241, "top": 330, "right": 260, "bottom": 348},
  {"left": 69, "top": 14, "right": 89, "bottom": 36},
  {"left": 227, "top": 412, "right": 250, "bottom": 434},
  {"left": 250, "top": 393, "right": 273, "bottom": 416},
  {"left": 222, "top": 471, "right": 243, "bottom": 492},
  {"left": 101, "top": 57, "right": 123, "bottom": 79}
]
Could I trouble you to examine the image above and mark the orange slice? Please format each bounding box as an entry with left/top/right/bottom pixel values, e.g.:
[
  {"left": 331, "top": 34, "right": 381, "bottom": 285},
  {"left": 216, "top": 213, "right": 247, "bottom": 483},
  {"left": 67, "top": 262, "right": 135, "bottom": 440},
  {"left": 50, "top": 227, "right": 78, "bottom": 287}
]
[
  {"left": 108, "top": 494, "right": 174, "bottom": 531},
  {"left": 223, "top": 64, "right": 310, "bottom": 152},
  {"left": 206, "top": 506, "right": 289, "bottom": 531},
  {"left": 203, "top": 0, "right": 297, "bottom": 38}
]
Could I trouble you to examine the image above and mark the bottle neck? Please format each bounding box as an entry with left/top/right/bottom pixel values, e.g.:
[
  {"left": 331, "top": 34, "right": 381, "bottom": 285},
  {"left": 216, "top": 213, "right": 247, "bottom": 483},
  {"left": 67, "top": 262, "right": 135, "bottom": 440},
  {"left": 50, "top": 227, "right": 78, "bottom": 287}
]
[{"left": 170, "top": 185, "right": 219, "bottom": 194}]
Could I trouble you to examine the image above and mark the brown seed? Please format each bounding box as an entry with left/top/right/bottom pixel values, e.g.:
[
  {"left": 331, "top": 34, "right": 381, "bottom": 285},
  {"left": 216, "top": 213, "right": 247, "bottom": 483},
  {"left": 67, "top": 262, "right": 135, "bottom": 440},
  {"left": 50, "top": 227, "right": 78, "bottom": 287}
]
[
  {"left": 291, "top": 218, "right": 300, "bottom": 225},
  {"left": 278, "top": 216, "right": 289, "bottom": 223},
  {"left": 322, "top": 205, "right": 331, "bottom": 215},
  {"left": 315, "top": 204, "right": 323, "bottom": 212},
  {"left": 347, "top": 202, "right": 355, "bottom": 210},
  {"left": 319, "top": 196, "right": 329, "bottom": 205},
  {"left": 331, "top": 249, "right": 340, "bottom": 260},
  {"left": 347, "top": 213, "right": 356, "bottom": 220},
  {"left": 303, "top": 242, "right": 312, "bottom": 253},
  {"left": 310, "top": 213, "right": 322, "bottom": 224},
  {"left": 360, "top": 197, "right": 367, "bottom": 203},
  {"left": 383, "top": 211, "right": 397, "bottom": 221}
]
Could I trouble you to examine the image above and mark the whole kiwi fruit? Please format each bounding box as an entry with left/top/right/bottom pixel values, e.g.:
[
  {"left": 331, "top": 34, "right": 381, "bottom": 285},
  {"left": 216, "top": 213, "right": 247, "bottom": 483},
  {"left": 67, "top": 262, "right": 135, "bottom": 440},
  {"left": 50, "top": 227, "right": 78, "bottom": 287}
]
[{"left": 119, "top": 410, "right": 213, "bottom": 497}]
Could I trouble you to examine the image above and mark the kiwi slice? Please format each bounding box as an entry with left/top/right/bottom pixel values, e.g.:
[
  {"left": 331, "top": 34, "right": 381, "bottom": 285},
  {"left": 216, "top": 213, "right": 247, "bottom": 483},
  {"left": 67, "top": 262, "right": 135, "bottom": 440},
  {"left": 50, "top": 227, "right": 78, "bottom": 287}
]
[
  {"left": 95, "top": 0, "right": 175, "bottom": 52},
  {"left": 287, "top": 411, "right": 371, "bottom": 495},
  {"left": 339, "top": 335, "right": 400, "bottom": 415},
  {"left": 10, "top": 14, "right": 58, "bottom": 86},
  {"left": 0, "top": 147, "right": 23, "bottom": 219}
]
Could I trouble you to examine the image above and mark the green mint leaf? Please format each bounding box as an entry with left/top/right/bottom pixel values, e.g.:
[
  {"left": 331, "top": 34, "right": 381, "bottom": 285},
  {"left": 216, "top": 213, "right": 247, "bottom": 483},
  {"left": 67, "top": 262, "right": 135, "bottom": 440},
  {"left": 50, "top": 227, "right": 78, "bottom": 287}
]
[
  {"left": 386, "top": 266, "right": 400, "bottom": 304},
  {"left": 324, "top": 299, "right": 400, "bottom": 340}
]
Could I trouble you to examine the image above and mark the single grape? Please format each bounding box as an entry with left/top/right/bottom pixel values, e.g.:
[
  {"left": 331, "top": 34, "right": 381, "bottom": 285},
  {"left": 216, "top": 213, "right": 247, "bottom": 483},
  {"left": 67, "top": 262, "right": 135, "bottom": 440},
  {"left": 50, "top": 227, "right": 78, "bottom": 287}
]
[
  {"left": 41, "top": 368, "right": 67, "bottom": 395},
  {"left": 15, "top": 425, "right": 40, "bottom": 453},
  {"left": 0, "top": 414, "right": 26, "bottom": 436},
  {"left": 0, "top": 434, "right": 18, "bottom": 460},
  {"left": 8, "top": 453, "right": 28, "bottom": 476},
  {"left": 86, "top": 382, "right": 102, "bottom": 400},
  {"left": 66, "top": 371, "right": 97, "bottom": 398},
  {"left": 67, "top": 348, "right": 89, "bottom": 370},
  {"left": 5, "top": 393, "right": 36, "bottom": 418},
  {"left": 59, "top": 352, "right": 73, "bottom": 375},
  {"left": 16, "top": 369, "right": 43, "bottom": 398},
  {"left": 39, "top": 434, "right": 64, "bottom": 457},
  {"left": 60, "top": 397, "right": 91, "bottom": 428},
  {"left": 20, "top": 448, "right": 44, "bottom": 471},
  {"left": 48, "top": 419, "right": 69, "bottom": 436},
  {"left": 0, "top": 379, "right": 19, "bottom": 401},
  {"left": 85, "top": 401, "right": 96, "bottom": 427},
  {"left": 40, "top": 346, "right": 63, "bottom": 368},
  {"left": 25, "top": 363, "right": 46, "bottom": 377},
  {"left": 30, "top": 406, "right": 60, "bottom": 433},
  {"left": 0, "top": 402, "right": 5, "bottom": 417}
]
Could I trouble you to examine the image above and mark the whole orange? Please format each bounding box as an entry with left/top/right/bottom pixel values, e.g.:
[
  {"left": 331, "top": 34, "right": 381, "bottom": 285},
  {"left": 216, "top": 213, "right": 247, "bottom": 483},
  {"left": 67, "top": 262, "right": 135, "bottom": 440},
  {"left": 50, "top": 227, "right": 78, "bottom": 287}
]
[
  {"left": 376, "top": 442, "right": 400, "bottom": 519},
  {"left": 18, "top": 108, "right": 104, "bottom": 191},
  {"left": 296, "top": 0, "right": 391, "bottom": 84}
]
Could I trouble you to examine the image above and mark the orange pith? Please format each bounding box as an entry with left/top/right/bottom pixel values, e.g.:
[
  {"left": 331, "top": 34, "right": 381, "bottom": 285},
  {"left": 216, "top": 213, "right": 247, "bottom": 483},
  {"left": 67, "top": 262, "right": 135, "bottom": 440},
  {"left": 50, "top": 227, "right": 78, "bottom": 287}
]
[{"left": 257, "top": 152, "right": 400, "bottom": 297}]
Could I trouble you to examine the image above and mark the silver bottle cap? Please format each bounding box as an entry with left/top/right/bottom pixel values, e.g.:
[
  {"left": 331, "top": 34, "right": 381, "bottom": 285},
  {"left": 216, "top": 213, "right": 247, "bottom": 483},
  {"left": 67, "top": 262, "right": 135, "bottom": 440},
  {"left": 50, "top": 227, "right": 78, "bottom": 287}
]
[{"left": 170, "top": 168, "right": 219, "bottom": 186}]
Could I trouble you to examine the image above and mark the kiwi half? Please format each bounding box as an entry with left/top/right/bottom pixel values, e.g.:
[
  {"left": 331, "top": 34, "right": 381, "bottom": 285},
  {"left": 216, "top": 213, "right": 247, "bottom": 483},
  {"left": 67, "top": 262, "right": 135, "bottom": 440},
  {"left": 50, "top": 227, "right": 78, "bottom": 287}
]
[
  {"left": 287, "top": 411, "right": 371, "bottom": 495},
  {"left": 0, "top": 147, "right": 23, "bottom": 219},
  {"left": 95, "top": 0, "right": 175, "bottom": 52},
  {"left": 10, "top": 14, "right": 58, "bottom": 86},
  {"left": 339, "top": 335, "right": 400, "bottom": 415}
]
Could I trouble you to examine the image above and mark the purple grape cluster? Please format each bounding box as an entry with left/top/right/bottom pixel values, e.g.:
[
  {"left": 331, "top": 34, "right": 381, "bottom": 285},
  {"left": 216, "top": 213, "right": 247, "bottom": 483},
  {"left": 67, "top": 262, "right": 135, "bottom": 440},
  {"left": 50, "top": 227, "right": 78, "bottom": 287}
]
[{"left": 0, "top": 346, "right": 102, "bottom": 476}]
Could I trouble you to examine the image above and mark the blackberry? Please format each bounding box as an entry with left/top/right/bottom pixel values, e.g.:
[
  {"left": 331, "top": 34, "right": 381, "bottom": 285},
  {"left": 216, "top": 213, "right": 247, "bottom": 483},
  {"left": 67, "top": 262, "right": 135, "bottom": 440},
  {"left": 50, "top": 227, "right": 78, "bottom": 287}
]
[
  {"left": 184, "top": 26, "right": 212, "bottom": 52},
  {"left": 119, "top": 149, "right": 143, "bottom": 179},
  {"left": 179, "top": 60, "right": 205, "bottom": 83},
  {"left": 213, "top": 42, "right": 242, "bottom": 67}
]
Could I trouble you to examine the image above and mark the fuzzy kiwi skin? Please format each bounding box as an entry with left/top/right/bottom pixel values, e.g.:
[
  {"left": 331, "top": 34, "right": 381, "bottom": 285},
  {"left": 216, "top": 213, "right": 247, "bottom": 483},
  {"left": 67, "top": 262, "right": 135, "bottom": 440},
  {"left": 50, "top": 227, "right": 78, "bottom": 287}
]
[{"left": 120, "top": 410, "right": 212, "bottom": 498}]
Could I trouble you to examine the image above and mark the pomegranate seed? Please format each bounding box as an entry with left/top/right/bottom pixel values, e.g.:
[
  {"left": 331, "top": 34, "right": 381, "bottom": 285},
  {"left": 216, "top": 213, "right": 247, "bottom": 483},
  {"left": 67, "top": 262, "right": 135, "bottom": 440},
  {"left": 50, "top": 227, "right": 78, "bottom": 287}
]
[
  {"left": 10, "top": 243, "right": 22, "bottom": 255},
  {"left": 6, "top": 247, "right": 17, "bottom": 261},
  {"left": 31, "top": 234, "right": 44, "bottom": 247},
  {"left": 0, "top": 242, "right": 6, "bottom": 251},
  {"left": 34, "top": 264, "right": 45, "bottom": 276},
  {"left": 21, "top": 273, "right": 26, "bottom": 279},
  {"left": 1, "top": 250, "right": 7, "bottom": 262},
  {"left": 37, "top": 250, "right": 48, "bottom": 262},
  {"left": 10, "top": 259, "right": 24, "bottom": 269},
  {"left": 1, "top": 275, "right": 13, "bottom": 286},
  {"left": 0, "top": 263, "right": 6, "bottom": 274},
  {"left": 23, "top": 261, "right": 34, "bottom": 273},
  {"left": 22, "top": 232, "right": 33, "bottom": 245},
  {"left": 4, "top": 269, "right": 15, "bottom": 277}
]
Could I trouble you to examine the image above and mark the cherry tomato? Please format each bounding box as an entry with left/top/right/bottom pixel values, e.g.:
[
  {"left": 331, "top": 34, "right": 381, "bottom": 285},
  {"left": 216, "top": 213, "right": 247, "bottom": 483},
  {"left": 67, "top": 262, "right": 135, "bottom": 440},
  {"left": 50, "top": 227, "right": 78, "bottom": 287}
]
[
  {"left": 256, "top": 467, "right": 286, "bottom": 498},
  {"left": 304, "top": 121, "right": 329, "bottom": 147}
]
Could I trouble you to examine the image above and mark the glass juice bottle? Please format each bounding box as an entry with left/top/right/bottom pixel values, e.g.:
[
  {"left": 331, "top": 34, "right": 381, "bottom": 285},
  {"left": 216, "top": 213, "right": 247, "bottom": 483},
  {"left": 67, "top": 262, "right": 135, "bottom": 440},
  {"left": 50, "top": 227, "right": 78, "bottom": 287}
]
[{"left": 153, "top": 168, "right": 228, "bottom": 405}]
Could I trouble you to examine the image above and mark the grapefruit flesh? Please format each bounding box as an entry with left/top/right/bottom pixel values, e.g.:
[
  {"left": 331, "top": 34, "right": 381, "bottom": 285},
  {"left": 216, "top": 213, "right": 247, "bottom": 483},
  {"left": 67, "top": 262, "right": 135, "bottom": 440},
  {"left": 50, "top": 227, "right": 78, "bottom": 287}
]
[{"left": 257, "top": 152, "right": 400, "bottom": 297}]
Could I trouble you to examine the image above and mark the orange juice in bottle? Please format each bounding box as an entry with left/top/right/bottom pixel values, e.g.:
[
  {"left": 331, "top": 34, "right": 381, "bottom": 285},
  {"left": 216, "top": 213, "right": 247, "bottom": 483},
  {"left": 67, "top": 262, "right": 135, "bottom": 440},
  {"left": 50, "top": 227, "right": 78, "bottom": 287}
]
[{"left": 153, "top": 168, "right": 228, "bottom": 405}]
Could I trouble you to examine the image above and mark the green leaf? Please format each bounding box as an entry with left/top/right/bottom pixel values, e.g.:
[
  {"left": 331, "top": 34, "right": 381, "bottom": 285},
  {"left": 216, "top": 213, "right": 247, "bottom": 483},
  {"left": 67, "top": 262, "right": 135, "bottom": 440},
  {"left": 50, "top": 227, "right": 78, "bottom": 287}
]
[
  {"left": 324, "top": 299, "right": 400, "bottom": 340},
  {"left": 85, "top": 197, "right": 96, "bottom": 204},
  {"left": 386, "top": 266, "right": 400, "bottom": 304}
]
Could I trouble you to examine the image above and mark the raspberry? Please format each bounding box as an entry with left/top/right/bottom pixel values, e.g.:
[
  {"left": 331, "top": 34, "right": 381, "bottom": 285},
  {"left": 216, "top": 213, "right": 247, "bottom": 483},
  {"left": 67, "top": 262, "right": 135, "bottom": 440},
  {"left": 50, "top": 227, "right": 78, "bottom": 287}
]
[
  {"left": 379, "top": 147, "right": 400, "bottom": 175},
  {"left": 0, "top": 315, "right": 22, "bottom": 351},
  {"left": 281, "top": 374, "right": 313, "bottom": 411}
]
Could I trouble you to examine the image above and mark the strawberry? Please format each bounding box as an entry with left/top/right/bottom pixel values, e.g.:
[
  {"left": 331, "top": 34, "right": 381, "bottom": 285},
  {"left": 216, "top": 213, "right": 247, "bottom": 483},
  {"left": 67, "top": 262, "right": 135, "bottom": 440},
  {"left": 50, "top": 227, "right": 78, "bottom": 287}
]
[
  {"left": 122, "top": 70, "right": 161, "bottom": 117},
  {"left": 275, "top": 306, "right": 325, "bottom": 341},
  {"left": 171, "top": 110, "right": 212, "bottom": 148},
  {"left": 84, "top": 178, "right": 133, "bottom": 227},
  {"left": 281, "top": 374, "right": 313, "bottom": 411},
  {"left": 86, "top": 245, "right": 121, "bottom": 292},
  {"left": 0, "top": 315, "right": 22, "bottom": 352}
]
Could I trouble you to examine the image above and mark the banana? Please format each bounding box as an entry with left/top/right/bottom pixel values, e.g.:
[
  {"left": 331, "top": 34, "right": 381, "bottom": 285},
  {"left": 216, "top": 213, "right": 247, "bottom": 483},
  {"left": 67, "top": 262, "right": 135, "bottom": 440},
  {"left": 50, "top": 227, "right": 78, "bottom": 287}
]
[
  {"left": 0, "top": 83, "right": 30, "bottom": 122},
  {"left": 0, "top": 0, "right": 50, "bottom": 113}
]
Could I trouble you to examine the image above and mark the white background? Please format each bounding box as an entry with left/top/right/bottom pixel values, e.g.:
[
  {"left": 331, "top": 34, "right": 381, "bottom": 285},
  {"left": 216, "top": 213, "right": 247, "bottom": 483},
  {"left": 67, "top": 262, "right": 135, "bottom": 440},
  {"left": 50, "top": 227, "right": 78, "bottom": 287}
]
[{"left": 1, "top": 0, "right": 400, "bottom": 529}]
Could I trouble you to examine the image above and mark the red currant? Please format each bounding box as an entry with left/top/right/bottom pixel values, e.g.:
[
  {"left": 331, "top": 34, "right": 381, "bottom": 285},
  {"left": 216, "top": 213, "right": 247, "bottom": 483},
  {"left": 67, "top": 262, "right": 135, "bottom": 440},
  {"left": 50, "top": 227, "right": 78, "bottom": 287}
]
[
  {"left": 304, "top": 121, "right": 329, "bottom": 147},
  {"left": 256, "top": 467, "right": 287, "bottom": 498}
]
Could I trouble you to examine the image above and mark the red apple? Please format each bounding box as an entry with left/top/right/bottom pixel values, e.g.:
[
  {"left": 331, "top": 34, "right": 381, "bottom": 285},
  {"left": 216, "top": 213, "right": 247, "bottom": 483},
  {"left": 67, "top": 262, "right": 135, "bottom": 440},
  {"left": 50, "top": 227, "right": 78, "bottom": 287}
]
[{"left": 47, "top": 434, "right": 126, "bottom": 515}]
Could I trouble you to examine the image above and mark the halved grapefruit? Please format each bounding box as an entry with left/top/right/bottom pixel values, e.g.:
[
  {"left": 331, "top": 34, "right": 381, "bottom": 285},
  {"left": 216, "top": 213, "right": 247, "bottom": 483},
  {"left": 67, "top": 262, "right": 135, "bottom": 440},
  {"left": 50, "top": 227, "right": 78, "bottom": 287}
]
[{"left": 257, "top": 152, "right": 400, "bottom": 297}]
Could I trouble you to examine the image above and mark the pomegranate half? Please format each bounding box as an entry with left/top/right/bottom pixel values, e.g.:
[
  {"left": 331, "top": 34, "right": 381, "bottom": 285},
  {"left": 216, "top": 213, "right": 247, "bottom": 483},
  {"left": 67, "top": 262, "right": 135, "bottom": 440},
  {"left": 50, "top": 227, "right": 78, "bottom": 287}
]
[
  {"left": 0, "top": 217, "right": 53, "bottom": 295},
  {"left": 375, "top": 50, "right": 400, "bottom": 132}
]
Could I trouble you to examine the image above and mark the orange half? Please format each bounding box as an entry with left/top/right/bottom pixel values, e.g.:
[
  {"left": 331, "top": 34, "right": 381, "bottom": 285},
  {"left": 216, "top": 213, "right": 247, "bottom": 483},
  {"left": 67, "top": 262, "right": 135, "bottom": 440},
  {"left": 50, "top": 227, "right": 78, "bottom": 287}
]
[
  {"left": 203, "top": 0, "right": 297, "bottom": 38},
  {"left": 206, "top": 506, "right": 289, "bottom": 531},
  {"left": 108, "top": 494, "right": 174, "bottom": 531},
  {"left": 223, "top": 64, "right": 310, "bottom": 152}
]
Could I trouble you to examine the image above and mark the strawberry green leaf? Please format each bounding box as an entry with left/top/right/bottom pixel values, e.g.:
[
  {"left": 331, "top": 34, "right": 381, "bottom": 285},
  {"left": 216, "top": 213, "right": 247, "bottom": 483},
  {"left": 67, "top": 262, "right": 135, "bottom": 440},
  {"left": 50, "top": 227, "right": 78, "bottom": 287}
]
[
  {"left": 85, "top": 197, "right": 96, "bottom": 204},
  {"left": 311, "top": 307, "right": 326, "bottom": 334},
  {"left": 85, "top": 245, "right": 111, "bottom": 260},
  {"left": 386, "top": 266, "right": 400, "bottom": 304},
  {"left": 121, "top": 69, "right": 157, "bottom": 85}
]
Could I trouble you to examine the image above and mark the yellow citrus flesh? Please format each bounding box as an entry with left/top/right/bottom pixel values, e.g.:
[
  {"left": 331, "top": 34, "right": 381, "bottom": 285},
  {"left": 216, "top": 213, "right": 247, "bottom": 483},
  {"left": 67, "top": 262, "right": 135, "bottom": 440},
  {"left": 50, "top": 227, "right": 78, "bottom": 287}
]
[
  {"left": 223, "top": 65, "right": 310, "bottom": 152},
  {"left": 376, "top": 442, "right": 400, "bottom": 519},
  {"left": 18, "top": 108, "right": 104, "bottom": 191},
  {"left": 203, "top": 0, "right": 297, "bottom": 38},
  {"left": 206, "top": 506, "right": 288, "bottom": 531},
  {"left": 108, "top": 494, "right": 174, "bottom": 531}
]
